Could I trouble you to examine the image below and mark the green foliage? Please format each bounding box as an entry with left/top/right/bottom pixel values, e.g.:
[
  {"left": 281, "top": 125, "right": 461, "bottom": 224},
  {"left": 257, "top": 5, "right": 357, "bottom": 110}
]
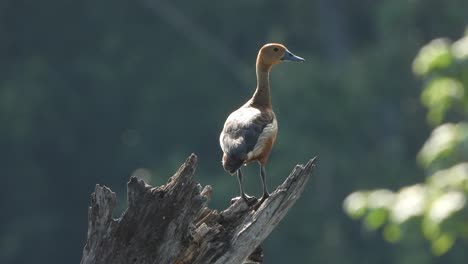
[
  {"left": 345, "top": 31, "right": 468, "bottom": 256},
  {"left": 413, "top": 39, "right": 453, "bottom": 77},
  {"left": 421, "top": 79, "right": 464, "bottom": 125},
  {"left": 414, "top": 33, "right": 468, "bottom": 125},
  {"left": 418, "top": 123, "right": 468, "bottom": 171}
]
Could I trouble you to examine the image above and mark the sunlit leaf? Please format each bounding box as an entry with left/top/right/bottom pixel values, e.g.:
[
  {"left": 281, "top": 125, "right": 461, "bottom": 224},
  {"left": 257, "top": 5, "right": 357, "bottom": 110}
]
[
  {"left": 428, "top": 191, "right": 466, "bottom": 223},
  {"left": 421, "top": 78, "right": 464, "bottom": 125},
  {"left": 364, "top": 208, "right": 388, "bottom": 230},
  {"left": 390, "top": 184, "right": 427, "bottom": 223},
  {"left": 429, "top": 163, "right": 468, "bottom": 189},
  {"left": 418, "top": 123, "right": 466, "bottom": 168},
  {"left": 344, "top": 192, "right": 368, "bottom": 219},
  {"left": 452, "top": 34, "right": 468, "bottom": 60},
  {"left": 413, "top": 39, "right": 452, "bottom": 76},
  {"left": 367, "top": 189, "right": 395, "bottom": 209}
]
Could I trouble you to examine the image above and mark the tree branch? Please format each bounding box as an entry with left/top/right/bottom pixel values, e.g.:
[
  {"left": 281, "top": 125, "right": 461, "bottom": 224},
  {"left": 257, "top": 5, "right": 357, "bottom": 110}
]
[{"left": 80, "top": 154, "right": 317, "bottom": 264}]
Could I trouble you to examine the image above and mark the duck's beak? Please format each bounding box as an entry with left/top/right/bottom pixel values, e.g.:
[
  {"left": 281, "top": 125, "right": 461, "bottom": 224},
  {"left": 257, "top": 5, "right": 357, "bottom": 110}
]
[{"left": 281, "top": 50, "right": 305, "bottom": 62}]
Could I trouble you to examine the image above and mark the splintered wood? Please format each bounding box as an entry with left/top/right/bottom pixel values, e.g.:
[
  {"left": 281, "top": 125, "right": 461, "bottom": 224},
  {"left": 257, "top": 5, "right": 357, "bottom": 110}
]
[{"left": 81, "top": 154, "right": 316, "bottom": 264}]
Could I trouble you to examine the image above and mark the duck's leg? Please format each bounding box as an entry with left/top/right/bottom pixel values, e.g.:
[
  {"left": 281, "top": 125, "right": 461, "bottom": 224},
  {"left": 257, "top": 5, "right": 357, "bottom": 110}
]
[
  {"left": 237, "top": 168, "right": 255, "bottom": 204},
  {"left": 259, "top": 165, "right": 270, "bottom": 202}
]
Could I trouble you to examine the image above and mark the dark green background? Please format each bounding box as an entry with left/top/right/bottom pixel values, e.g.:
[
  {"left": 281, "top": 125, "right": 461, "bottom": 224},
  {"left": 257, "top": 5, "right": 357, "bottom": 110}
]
[{"left": 1, "top": 0, "right": 467, "bottom": 263}]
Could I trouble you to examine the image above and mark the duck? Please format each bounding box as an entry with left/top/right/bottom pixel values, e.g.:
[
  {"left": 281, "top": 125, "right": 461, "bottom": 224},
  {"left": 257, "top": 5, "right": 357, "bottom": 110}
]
[{"left": 219, "top": 43, "right": 305, "bottom": 204}]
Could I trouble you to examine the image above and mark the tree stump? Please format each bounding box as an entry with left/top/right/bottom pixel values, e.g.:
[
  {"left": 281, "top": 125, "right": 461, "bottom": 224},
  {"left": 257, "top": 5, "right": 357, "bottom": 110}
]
[{"left": 80, "top": 154, "right": 317, "bottom": 264}]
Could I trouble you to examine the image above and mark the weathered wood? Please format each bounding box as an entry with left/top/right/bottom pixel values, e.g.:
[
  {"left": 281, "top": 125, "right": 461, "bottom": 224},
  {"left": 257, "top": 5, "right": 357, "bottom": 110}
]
[{"left": 80, "top": 154, "right": 317, "bottom": 264}]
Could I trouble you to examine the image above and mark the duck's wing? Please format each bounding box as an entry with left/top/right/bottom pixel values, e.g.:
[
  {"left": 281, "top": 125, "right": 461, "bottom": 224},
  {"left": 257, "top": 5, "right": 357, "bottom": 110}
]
[{"left": 220, "top": 107, "right": 275, "bottom": 161}]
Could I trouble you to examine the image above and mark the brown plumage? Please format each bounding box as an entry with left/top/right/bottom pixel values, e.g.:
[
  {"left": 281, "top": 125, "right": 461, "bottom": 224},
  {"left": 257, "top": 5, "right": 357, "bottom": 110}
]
[{"left": 219, "top": 43, "right": 305, "bottom": 203}]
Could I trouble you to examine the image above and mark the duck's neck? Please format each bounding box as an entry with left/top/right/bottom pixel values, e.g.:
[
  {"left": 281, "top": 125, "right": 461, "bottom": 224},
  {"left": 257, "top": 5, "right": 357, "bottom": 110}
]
[{"left": 251, "top": 60, "right": 272, "bottom": 108}]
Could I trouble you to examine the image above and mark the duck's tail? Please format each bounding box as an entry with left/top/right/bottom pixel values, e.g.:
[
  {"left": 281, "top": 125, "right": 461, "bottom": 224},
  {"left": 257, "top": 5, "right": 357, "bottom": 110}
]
[{"left": 222, "top": 154, "right": 244, "bottom": 174}]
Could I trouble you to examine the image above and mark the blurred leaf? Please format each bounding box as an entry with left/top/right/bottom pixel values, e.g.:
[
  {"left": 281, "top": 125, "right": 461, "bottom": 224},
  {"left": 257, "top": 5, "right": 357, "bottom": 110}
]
[
  {"left": 418, "top": 123, "right": 468, "bottom": 169},
  {"left": 431, "top": 233, "right": 455, "bottom": 256},
  {"left": 422, "top": 218, "right": 441, "bottom": 241},
  {"left": 364, "top": 208, "right": 388, "bottom": 230},
  {"left": 427, "top": 191, "right": 466, "bottom": 223},
  {"left": 421, "top": 78, "right": 464, "bottom": 125},
  {"left": 413, "top": 39, "right": 452, "bottom": 76},
  {"left": 383, "top": 224, "right": 401, "bottom": 243},
  {"left": 367, "top": 189, "right": 395, "bottom": 209},
  {"left": 343, "top": 192, "right": 367, "bottom": 219},
  {"left": 452, "top": 33, "right": 468, "bottom": 60},
  {"left": 390, "top": 184, "right": 427, "bottom": 224},
  {"left": 428, "top": 163, "right": 468, "bottom": 190}
]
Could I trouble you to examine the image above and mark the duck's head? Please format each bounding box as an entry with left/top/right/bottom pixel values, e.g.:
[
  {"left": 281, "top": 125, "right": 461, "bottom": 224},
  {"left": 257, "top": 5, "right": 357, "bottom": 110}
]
[{"left": 257, "top": 43, "right": 305, "bottom": 66}]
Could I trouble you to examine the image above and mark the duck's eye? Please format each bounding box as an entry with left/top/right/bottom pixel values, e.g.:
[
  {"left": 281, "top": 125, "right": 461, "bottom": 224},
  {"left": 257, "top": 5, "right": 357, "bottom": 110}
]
[{"left": 273, "top": 47, "right": 279, "bottom": 52}]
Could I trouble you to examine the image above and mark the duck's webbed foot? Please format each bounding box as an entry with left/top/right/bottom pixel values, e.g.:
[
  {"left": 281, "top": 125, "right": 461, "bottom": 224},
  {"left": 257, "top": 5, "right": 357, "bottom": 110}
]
[
  {"left": 231, "top": 194, "right": 258, "bottom": 207},
  {"left": 259, "top": 192, "right": 269, "bottom": 204},
  {"left": 242, "top": 193, "right": 258, "bottom": 206}
]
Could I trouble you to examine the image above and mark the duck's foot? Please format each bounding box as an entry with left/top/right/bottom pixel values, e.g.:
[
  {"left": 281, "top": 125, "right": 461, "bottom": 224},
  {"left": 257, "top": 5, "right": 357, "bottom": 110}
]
[
  {"left": 251, "top": 194, "right": 270, "bottom": 210},
  {"left": 259, "top": 193, "right": 269, "bottom": 204},
  {"left": 230, "top": 195, "right": 258, "bottom": 206},
  {"left": 244, "top": 195, "right": 258, "bottom": 206}
]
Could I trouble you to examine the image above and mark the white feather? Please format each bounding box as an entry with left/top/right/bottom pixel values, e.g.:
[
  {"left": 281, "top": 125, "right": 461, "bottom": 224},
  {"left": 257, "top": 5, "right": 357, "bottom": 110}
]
[{"left": 219, "top": 107, "right": 261, "bottom": 153}]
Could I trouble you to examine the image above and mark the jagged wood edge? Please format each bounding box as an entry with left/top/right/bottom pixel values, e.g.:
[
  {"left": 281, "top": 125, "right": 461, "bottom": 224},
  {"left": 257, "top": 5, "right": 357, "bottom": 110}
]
[{"left": 80, "top": 154, "right": 317, "bottom": 264}]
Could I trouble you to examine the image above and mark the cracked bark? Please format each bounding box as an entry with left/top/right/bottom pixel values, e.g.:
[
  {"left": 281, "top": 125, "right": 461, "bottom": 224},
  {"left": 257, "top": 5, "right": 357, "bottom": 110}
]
[{"left": 80, "top": 154, "right": 317, "bottom": 264}]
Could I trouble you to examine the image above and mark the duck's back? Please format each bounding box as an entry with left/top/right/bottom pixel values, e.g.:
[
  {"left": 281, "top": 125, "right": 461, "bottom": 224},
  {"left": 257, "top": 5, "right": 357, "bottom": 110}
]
[{"left": 220, "top": 105, "right": 276, "bottom": 173}]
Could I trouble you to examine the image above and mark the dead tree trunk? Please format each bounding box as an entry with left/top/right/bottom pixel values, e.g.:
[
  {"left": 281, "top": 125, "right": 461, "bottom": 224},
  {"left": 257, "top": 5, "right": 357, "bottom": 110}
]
[{"left": 80, "top": 154, "right": 316, "bottom": 264}]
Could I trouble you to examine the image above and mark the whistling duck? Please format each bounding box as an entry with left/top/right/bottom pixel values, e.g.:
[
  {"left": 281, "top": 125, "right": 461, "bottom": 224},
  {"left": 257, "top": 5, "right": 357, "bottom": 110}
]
[{"left": 219, "top": 43, "right": 305, "bottom": 203}]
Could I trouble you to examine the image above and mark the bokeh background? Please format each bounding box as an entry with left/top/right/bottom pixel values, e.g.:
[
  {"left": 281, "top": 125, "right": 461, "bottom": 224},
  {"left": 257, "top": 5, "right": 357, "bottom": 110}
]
[{"left": 1, "top": 0, "right": 468, "bottom": 263}]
